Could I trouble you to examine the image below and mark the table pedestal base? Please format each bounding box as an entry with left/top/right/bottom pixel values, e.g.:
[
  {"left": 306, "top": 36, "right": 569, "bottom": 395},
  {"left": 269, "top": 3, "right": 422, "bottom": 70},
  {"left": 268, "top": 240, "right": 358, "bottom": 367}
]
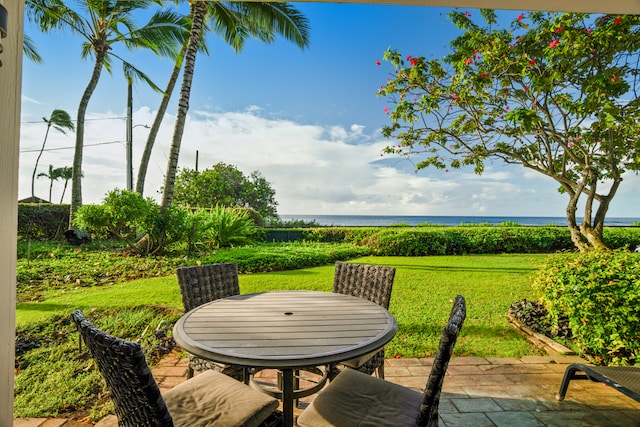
[{"left": 251, "top": 366, "right": 329, "bottom": 426}]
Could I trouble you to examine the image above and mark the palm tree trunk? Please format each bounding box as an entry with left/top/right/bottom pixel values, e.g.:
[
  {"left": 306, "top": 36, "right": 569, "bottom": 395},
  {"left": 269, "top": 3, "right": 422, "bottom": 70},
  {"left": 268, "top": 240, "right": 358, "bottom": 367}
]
[
  {"left": 48, "top": 178, "right": 54, "bottom": 203},
  {"left": 32, "top": 122, "right": 52, "bottom": 200},
  {"left": 70, "top": 50, "right": 106, "bottom": 226},
  {"left": 161, "top": 1, "right": 206, "bottom": 210},
  {"left": 60, "top": 180, "right": 69, "bottom": 204},
  {"left": 136, "top": 43, "right": 187, "bottom": 196}
]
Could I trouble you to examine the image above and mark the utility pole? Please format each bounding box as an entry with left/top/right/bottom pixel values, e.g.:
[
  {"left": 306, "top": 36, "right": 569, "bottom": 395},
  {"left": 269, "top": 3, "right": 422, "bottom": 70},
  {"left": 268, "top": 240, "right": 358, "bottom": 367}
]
[{"left": 126, "top": 82, "right": 133, "bottom": 191}]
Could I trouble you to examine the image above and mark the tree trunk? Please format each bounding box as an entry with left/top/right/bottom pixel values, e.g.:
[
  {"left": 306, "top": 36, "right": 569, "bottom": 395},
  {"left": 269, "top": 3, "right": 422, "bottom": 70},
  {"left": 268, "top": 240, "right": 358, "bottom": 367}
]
[
  {"left": 60, "top": 180, "right": 69, "bottom": 204},
  {"left": 32, "top": 123, "right": 52, "bottom": 200},
  {"left": 160, "top": 1, "right": 206, "bottom": 211},
  {"left": 70, "top": 51, "right": 106, "bottom": 227},
  {"left": 136, "top": 43, "right": 186, "bottom": 196}
]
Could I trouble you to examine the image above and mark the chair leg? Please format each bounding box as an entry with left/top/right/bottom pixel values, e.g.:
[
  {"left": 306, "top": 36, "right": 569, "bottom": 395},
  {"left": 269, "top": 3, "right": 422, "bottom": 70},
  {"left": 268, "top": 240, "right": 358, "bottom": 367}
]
[
  {"left": 376, "top": 363, "right": 385, "bottom": 379},
  {"left": 187, "top": 365, "right": 194, "bottom": 379},
  {"left": 556, "top": 364, "right": 581, "bottom": 401}
]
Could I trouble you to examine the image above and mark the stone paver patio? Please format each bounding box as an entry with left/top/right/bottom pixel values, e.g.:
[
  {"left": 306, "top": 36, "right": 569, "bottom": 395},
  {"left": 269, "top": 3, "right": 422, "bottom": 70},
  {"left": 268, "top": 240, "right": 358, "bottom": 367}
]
[{"left": 14, "top": 350, "right": 640, "bottom": 427}]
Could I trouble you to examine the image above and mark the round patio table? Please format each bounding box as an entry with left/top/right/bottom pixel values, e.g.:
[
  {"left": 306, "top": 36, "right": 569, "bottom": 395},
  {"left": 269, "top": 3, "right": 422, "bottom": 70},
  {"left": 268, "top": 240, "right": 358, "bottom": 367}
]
[{"left": 172, "top": 290, "right": 398, "bottom": 427}]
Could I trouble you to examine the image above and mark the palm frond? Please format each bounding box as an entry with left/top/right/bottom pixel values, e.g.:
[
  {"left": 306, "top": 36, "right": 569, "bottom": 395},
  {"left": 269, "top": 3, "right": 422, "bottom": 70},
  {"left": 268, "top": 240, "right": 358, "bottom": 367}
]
[{"left": 120, "top": 59, "right": 164, "bottom": 94}]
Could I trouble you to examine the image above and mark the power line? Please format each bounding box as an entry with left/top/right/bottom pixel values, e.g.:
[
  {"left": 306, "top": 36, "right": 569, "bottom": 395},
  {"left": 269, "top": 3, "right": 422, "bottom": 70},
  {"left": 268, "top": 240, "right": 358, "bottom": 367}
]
[
  {"left": 20, "top": 140, "right": 124, "bottom": 153},
  {"left": 20, "top": 116, "right": 126, "bottom": 124}
]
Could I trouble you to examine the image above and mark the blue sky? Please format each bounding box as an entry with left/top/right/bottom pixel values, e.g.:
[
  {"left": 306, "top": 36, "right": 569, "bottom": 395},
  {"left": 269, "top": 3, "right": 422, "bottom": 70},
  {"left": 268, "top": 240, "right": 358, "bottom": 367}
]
[{"left": 19, "top": 3, "right": 640, "bottom": 218}]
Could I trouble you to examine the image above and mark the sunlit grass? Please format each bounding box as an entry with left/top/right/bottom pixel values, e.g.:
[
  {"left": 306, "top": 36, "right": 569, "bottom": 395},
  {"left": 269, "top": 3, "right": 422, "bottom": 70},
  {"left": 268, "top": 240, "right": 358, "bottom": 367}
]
[
  {"left": 17, "top": 254, "right": 547, "bottom": 356},
  {"left": 15, "top": 253, "right": 548, "bottom": 419}
]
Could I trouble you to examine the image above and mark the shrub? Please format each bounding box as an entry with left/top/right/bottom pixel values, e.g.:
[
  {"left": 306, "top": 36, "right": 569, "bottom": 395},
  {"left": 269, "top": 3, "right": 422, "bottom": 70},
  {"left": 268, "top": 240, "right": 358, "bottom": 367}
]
[
  {"left": 18, "top": 204, "right": 69, "bottom": 240},
  {"left": 533, "top": 250, "right": 640, "bottom": 365},
  {"left": 204, "top": 206, "right": 258, "bottom": 248},
  {"left": 73, "top": 189, "right": 161, "bottom": 246}
]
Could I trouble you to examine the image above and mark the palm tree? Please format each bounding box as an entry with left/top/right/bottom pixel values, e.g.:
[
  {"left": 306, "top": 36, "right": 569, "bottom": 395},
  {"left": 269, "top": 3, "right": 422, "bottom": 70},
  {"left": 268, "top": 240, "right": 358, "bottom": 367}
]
[
  {"left": 31, "top": 109, "right": 74, "bottom": 200},
  {"left": 160, "top": 1, "right": 311, "bottom": 210},
  {"left": 136, "top": 10, "right": 203, "bottom": 196},
  {"left": 23, "top": 34, "right": 43, "bottom": 63},
  {"left": 26, "top": 0, "right": 187, "bottom": 224},
  {"left": 57, "top": 166, "right": 74, "bottom": 203},
  {"left": 37, "top": 164, "right": 63, "bottom": 203}
]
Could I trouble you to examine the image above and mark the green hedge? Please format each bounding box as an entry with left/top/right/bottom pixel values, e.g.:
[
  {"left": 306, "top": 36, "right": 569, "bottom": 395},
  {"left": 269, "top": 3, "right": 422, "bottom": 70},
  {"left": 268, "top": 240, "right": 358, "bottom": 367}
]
[
  {"left": 18, "top": 204, "right": 69, "bottom": 240},
  {"left": 264, "top": 226, "right": 640, "bottom": 255},
  {"left": 533, "top": 250, "right": 640, "bottom": 365},
  {"left": 196, "top": 242, "right": 372, "bottom": 272}
]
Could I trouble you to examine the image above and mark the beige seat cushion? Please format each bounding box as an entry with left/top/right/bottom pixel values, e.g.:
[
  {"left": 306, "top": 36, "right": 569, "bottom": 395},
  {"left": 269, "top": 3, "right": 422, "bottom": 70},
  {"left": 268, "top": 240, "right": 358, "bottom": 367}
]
[
  {"left": 164, "top": 369, "right": 279, "bottom": 427},
  {"left": 297, "top": 368, "right": 423, "bottom": 427}
]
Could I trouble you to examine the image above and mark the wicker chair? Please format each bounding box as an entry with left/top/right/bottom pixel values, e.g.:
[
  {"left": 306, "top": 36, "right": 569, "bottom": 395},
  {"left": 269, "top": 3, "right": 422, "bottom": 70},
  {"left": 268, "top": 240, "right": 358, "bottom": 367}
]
[
  {"left": 70, "top": 310, "right": 282, "bottom": 427},
  {"left": 330, "top": 261, "right": 396, "bottom": 378},
  {"left": 297, "top": 295, "right": 466, "bottom": 427},
  {"left": 176, "top": 262, "right": 248, "bottom": 382}
]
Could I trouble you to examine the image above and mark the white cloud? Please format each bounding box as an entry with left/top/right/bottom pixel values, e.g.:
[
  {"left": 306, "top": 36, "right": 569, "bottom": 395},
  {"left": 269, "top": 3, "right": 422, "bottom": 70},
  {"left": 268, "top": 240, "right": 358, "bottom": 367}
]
[{"left": 17, "top": 107, "right": 640, "bottom": 218}]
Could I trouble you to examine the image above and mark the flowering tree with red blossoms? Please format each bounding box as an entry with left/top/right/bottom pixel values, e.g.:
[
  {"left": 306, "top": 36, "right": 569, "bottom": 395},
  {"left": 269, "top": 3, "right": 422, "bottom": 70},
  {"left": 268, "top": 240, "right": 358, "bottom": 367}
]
[{"left": 378, "top": 10, "right": 640, "bottom": 251}]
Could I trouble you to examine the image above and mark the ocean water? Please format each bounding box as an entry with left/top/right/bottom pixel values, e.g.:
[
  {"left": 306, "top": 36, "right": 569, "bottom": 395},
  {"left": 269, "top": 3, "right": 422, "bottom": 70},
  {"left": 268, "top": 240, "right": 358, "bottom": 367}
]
[{"left": 279, "top": 214, "right": 640, "bottom": 227}]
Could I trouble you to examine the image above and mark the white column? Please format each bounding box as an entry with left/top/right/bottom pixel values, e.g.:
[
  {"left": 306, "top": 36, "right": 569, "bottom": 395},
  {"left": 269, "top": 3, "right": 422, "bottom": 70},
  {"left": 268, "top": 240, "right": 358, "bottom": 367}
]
[{"left": 0, "top": 0, "right": 23, "bottom": 425}]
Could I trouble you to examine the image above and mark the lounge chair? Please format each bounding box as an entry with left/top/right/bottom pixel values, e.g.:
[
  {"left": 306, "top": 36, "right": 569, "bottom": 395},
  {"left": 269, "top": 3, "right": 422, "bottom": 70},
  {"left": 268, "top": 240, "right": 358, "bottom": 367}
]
[{"left": 556, "top": 363, "right": 640, "bottom": 402}]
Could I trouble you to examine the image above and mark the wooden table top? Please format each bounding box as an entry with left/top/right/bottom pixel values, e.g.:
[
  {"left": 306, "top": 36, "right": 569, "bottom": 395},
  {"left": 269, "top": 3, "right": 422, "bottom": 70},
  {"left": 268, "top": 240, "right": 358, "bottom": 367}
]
[{"left": 173, "top": 290, "right": 398, "bottom": 369}]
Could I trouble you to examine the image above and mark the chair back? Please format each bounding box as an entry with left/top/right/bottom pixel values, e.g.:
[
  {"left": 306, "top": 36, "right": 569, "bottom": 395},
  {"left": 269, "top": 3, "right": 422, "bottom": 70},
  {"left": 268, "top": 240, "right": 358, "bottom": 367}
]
[
  {"left": 176, "top": 262, "right": 240, "bottom": 312},
  {"left": 70, "top": 310, "right": 173, "bottom": 427},
  {"left": 416, "top": 295, "right": 466, "bottom": 427},
  {"left": 333, "top": 261, "right": 396, "bottom": 309}
]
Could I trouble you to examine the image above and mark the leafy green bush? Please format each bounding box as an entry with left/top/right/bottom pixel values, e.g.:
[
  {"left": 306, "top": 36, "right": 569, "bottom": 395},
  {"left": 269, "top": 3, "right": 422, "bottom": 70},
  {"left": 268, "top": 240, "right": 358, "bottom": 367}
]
[
  {"left": 73, "top": 189, "right": 161, "bottom": 246},
  {"left": 204, "top": 206, "right": 258, "bottom": 248},
  {"left": 533, "top": 250, "right": 640, "bottom": 365}
]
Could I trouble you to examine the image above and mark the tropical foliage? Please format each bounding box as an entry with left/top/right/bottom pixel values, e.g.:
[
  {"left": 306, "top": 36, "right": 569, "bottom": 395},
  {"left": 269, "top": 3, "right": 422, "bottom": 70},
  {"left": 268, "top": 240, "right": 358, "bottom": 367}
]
[
  {"left": 173, "top": 163, "right": 278, "bottom": 220},
  {"left": 378, "top": 10, "right": 640, "bottom": 251},
  {"left": 533, "top": 250, "right": 640, "bottom": 365},
  {"left": 31, "top": 109, "right": 74, "bottom": 200},
  {"left": 26, "top": 0, "right": 188, "bottom": 223},
  {"left": 160, "top": 1, "right": 310, "bottom": 210}
]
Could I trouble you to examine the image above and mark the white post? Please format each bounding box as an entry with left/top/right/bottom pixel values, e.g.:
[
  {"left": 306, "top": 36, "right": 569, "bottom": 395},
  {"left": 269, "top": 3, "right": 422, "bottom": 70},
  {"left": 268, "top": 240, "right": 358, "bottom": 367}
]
[{"left": 0, "top": 0, "right": 22, "bottom": 425}]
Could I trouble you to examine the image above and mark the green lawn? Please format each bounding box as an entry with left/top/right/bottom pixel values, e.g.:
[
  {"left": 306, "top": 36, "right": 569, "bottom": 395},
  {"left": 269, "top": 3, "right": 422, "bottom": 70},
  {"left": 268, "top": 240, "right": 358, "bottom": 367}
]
[{"left": 17, "top": 254, "right": 547, "bottom": 358}]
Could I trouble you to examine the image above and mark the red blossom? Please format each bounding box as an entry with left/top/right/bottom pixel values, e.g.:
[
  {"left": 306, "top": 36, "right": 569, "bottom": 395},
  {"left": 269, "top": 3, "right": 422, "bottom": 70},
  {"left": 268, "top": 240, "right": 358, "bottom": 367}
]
[
  {"left": 614, "top": 16, "right": 623, "bottom": 25},
  {"left": 406, "top": 55, "right": 413, "bottom": 61},
  {"left": 384, "top": 106, "right": 389, "bottom": 114},
  {"left": 375, "top": 60, "right": 381, "bottom": 66},
  {"left": 410, "top": 57, "right": 419, "bottom": 66},
  {"left": 517, "top": 13, "right": 524, "bottom": 21},
  {"left": 611, "top": 77, "right": 617, "bottom": 83},
  {"left": 464, "top": 11, "right": 472, "bottom": 17},
  {"left": 529, "top": 58, "right": 536, "bottom": 66},
  {"left": 568, "top": 142, "right": 575, "bottom": 148},
  {"left": 523, "top": 85, "right": 529, "bottom": 92},
  {"left": 464, "top": 58, "right": 473, "bottom": 65},
  {"left": 481, "top": 73, "right": 487, "bottom": 78},
  {"left": 549, "top": 39, "right": 560, "bottom": 48},
  {"left": 505, "top": 106, "right": 510, "bottom": 111},
  {"left": 555, "top": 27, "right": 564, "bottom": 33},
  {"left": 585, "top": 28, "right": 593, "bottom": 34}
]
